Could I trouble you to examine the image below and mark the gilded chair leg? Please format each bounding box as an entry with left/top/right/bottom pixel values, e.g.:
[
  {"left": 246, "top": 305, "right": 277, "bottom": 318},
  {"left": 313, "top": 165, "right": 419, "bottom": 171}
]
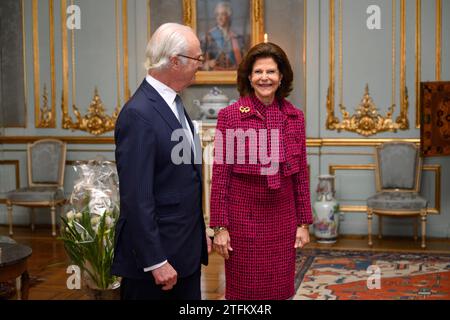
[
  {"left": 7, "top": 201, "right": 13, "bottom": 236},
  {"left": 367, "top": 208, "right": 373, "bottom": 247},
  {"left": 413, "top": 216, "right": 418, "bottom": 241},
  {"left": 51, "top": 205, "right": 56, "bottom": 237},
  {"left": 420, "top": 209, "right": 427, "bottom": 249},
  {"left": 378, "top": 216, "right": 383, "bottom": 239},
  {"left": 30, "top": 208, "right": 36, "bottom": 232}
]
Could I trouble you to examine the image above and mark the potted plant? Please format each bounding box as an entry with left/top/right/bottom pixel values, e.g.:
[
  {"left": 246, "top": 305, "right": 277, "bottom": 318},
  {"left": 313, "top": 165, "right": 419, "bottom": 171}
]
[{"left": 59, "top": 159, "right": 120, "bottom": 298}]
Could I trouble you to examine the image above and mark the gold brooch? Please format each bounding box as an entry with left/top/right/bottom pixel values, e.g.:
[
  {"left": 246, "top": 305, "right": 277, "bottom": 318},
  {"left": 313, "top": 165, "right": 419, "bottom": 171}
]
[{"left": 239, "top": 106, "right": 250, "bottom": 113}]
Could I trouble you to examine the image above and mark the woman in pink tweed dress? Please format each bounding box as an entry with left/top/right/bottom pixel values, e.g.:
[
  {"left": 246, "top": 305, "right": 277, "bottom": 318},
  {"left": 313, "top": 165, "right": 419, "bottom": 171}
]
[{"left": 209, "top": 42, "right": 313, "bottom": 300}]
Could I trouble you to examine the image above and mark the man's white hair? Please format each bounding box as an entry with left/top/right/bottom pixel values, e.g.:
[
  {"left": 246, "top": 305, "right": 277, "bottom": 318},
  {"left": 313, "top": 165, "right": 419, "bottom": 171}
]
[{"left": 144, "top": 23, "right": 193, "bottom": 71}]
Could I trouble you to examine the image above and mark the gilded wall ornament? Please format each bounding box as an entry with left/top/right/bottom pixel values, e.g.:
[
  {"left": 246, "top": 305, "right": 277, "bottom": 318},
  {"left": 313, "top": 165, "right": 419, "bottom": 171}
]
[
  {"left": 38, "top": 84, "right": 53, "bottom": 128},
  {"left": 329, "top": 84, "right": 408, "bottom": 136},
  {"left": 61, "top": 88, "right": 119, "bottom": 136}
]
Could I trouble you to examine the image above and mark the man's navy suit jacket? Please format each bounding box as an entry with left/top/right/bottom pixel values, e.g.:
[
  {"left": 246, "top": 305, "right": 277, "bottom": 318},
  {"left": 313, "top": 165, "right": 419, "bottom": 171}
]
[{"left": 111, "top": 80, "right": 208, "bottom": 279}]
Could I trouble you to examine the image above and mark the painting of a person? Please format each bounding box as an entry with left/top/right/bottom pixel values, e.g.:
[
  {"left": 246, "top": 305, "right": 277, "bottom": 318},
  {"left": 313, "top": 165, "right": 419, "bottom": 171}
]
[{"left": 201, "top": 1, "right": 244, "bottom": 71}]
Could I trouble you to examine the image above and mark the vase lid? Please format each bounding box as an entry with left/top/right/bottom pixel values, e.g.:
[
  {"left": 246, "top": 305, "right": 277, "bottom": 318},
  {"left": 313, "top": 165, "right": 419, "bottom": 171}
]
[{"left": 201, "top": 87, "right": 229, "bottom": 104}]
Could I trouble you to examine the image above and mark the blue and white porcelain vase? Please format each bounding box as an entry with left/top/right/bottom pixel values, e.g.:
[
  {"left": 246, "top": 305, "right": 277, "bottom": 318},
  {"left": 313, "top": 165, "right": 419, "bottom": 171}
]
[{"left": 313, "top": 174, "right": 340, "bottom": 243}]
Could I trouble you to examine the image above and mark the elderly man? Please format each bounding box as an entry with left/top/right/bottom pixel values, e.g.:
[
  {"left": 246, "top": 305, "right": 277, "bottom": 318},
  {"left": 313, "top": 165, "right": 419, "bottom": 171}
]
[{"left": 112, "top": 22, "right": 211, "bottom": 300}]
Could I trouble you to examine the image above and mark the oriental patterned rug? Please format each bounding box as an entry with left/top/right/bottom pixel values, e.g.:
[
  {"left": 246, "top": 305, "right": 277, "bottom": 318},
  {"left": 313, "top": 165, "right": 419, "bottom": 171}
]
[{"left": 294, "top": 249, "right": 450, "bottom": 300}]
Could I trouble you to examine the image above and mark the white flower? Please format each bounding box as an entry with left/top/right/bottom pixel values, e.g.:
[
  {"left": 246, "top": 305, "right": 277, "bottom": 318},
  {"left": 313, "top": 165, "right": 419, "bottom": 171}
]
[
  {"left": 88, "top": 189, "right": 111, "bottom": 216},
  {"left": 105, "top": 216, "right": 114, "bottom": 229},
  {"left": 75, "top": 212, "right": 83, "bottom": 220},
  {"left": 90, "top": 216, "right": 100, "bottom": 226},
  {"left": 66, "top": 210, "right": 75, "bottom": 220}
]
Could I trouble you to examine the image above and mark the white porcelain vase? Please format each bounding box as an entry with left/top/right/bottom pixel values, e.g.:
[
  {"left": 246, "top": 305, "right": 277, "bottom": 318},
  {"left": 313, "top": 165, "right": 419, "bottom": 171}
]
[{"left": 313, "top": 175, "right": 340, "bottom": 243}]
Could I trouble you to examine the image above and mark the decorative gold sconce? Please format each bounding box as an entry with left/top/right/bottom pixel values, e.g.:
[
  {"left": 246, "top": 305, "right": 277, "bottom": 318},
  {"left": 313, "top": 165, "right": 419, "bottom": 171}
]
[{"left": 61, "top": 88, "right": 119, "bottom": 136}]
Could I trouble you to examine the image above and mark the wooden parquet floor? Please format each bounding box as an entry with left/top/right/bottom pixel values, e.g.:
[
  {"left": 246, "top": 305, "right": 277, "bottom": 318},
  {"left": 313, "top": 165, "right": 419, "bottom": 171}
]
[{"left": 1, "top": 225, "right": 449, "bottom": 300}]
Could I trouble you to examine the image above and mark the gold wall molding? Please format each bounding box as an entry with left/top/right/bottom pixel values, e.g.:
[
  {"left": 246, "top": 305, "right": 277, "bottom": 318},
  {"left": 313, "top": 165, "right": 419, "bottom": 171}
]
[
  {"left": 61, "top": 0, "right": 128, "bottom": 135},
  {"left": 415, "top": 0, "right": 421, "bottom": 128},
  {"left": 399, "top": 0, "right": 407, "bottom": 128},
  {"left": 326, "top": 0, "right": 409, "bottom": 136},
  {"left": 32, "top": 0, "right": 41, "bottom": 127},
  {"left": 319, "top": 152, "right": 373, "bottom": 156},
  {"left": 339, "top": 205, "right": 367, "bottom": 213},
  {"left": 415, "top": 0, "right": 442, "bottom": 128},
  {"left": 147, "top": 0, "right": 151, "bottom": 40},
  {"left": 329, "top": 164, "right": 441, "bottom": 214},
  {"left": 32, "top": 0, "right": 56, "bottom": 128},
  {"left": 425, "top": 164, "right": 441, "bottom": 214},
  {"left": 0, "top": 160, "right": 21, "bottom": 204},
  {"left": 61, "top": 0, "right": 69, "bottom": 126},
  {"left": 318, "top": 138, "right": 419, "bottom": 147},
  {"left": 435, "top": 0, "right": 442, "bottom": 81}
]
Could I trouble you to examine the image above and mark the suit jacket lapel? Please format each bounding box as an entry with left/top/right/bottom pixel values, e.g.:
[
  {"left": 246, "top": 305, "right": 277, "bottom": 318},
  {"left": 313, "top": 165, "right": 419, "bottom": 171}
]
[
  {"left": 140, "top": 80, "right": 182, "bottom": 131},
  {"left": 141, "top": 80, "right": 201, "bottom": 175}
]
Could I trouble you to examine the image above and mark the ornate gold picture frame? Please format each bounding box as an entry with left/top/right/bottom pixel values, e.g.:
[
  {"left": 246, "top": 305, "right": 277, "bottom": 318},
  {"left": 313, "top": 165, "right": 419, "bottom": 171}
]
[{"left": 182, "top": 0, "right": 264, "bottom": 84}]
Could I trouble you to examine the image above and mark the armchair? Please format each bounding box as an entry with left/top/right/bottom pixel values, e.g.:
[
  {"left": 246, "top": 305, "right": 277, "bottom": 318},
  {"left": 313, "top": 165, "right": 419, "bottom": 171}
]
[
  {"left": 6, "top": 139, "right": 67, "bottom": 236},
  {"left": 367, "top": 142, "right": 428, "bottom": 248}
]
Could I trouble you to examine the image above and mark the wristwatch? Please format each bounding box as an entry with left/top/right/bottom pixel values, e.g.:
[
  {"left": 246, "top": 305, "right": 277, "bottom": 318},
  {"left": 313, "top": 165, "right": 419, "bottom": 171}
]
[{"left": 213, "top": 226, "right": 228, "bottom": 236}]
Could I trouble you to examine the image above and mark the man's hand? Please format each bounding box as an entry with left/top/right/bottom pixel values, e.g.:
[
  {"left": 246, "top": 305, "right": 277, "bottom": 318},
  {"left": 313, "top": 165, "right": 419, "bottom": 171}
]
[{"left": 151, "top": 262, "right": 177, "bottom": 291}]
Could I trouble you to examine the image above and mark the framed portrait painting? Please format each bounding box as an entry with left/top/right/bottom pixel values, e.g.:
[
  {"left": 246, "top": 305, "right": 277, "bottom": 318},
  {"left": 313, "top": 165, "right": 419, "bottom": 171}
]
[
  {"left": 183, "top": 0, "right": 264, "bottom": 84},
  {"left": 420, "top": 81, "right": 450, "bottom": 157}
]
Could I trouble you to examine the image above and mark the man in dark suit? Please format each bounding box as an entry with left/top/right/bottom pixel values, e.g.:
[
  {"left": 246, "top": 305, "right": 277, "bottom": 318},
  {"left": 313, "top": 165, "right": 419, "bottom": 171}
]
[{"left": 111, "top": 22, "right": 211, "bottom": 300}]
